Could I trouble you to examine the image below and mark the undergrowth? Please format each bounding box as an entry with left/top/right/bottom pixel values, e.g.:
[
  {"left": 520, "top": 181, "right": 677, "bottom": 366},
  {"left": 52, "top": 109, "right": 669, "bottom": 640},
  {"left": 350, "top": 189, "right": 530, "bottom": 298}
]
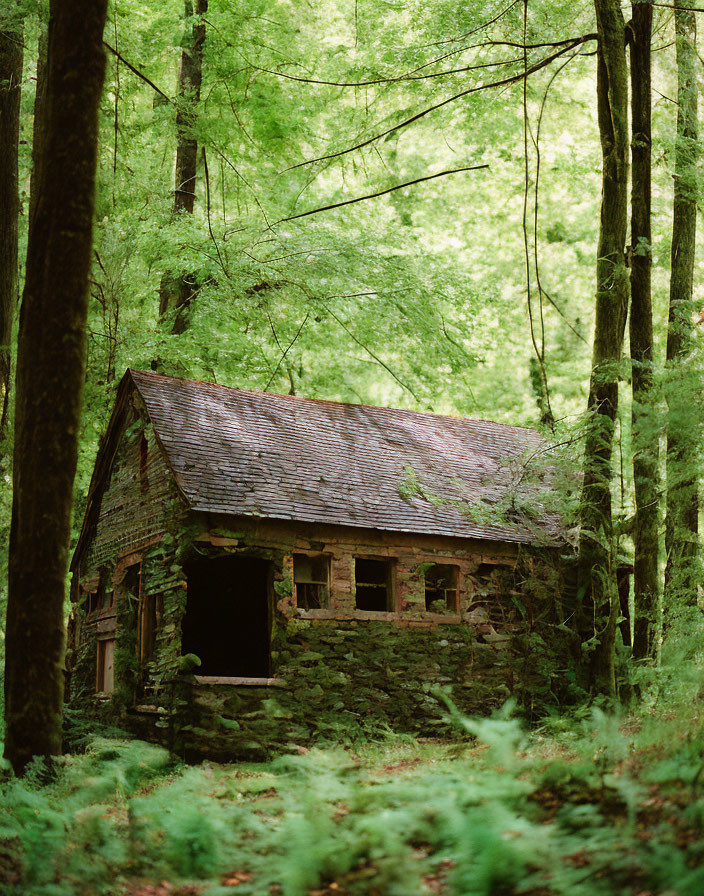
[{"left": 2, "top": 688, "right": 704, "bottom": 896}]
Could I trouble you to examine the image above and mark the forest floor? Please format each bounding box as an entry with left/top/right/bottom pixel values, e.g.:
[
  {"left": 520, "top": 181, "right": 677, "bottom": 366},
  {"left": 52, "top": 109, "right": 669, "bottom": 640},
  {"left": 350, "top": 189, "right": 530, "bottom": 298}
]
[{"left": 3, "top": 697, "right": 704, "bottom": 896}]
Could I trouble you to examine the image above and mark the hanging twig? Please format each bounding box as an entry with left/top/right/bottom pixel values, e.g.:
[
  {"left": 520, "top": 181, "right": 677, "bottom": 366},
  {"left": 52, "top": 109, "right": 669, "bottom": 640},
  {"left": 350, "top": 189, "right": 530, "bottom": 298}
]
[
  {"left": 276, "top": 165, "right": 489, "bottom": 224},
  {"left": 209, "top": 144, "right": 273, "bottom": 229},
  {"left": 112, "top": 12, "right": 120, "bottom": 206},
  {"left": 263, "top": 313, "right": 310, "bottom": 391},
  {"left": 532, "top": 52, "right": 586, "bottom": 354},
  {"left": 201, "top": 147, "right": 230, "bottom": 280},
  {"left": 431, "top": 0, "right": 523, "bottom": 47},
  {"left": 521, "top": 0, "right": 554, "bottom": 427},
  {"left": 320, "top": 301, "right": 423, "bottom": 402}
]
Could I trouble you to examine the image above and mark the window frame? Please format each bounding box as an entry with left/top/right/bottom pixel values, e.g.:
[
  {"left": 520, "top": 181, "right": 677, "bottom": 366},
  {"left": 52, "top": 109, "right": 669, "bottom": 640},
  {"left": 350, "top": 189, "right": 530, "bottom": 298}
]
[
  {"left": 96, "top": 636, "right": 115, "bottom": 694},
  {"left": 139, "top": 589, "right": 163, "bottom": 669},
  {"left": 293, "top": 552, "right": 332, "bottom": 612},
  {"left": 422, "top": 562, "right": 461, "bottom": 616},
  {"left": 353, "top": 556, "right": 396, "bottom": 615}
]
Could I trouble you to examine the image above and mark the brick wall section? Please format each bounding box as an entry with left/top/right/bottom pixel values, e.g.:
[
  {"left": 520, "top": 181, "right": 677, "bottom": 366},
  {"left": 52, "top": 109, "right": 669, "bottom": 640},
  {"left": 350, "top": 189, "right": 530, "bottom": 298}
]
[
  {"left": 83, "top": 408, "right": 187, "bottom": 570},
  {"left": 69, "top": 403, "right": 189, "bottom": 705}
]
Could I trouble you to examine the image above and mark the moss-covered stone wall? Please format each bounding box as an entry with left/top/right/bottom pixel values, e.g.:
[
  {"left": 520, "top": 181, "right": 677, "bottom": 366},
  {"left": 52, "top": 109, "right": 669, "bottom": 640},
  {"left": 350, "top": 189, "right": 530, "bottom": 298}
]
[{"left": 128, "top": 519, "right": 567, "bottom": 759}]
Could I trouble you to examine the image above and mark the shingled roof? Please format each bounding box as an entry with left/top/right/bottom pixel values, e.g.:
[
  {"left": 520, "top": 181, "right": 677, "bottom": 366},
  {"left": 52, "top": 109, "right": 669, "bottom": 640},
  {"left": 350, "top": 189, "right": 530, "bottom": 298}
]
[{"left": 124, "top": 369, "right": 559, "bottom": 546}]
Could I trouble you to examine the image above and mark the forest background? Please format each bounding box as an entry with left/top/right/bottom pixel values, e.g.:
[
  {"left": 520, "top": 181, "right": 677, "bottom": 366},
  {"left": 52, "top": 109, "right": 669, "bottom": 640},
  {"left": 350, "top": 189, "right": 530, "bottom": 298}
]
[{"left": 1, "top": 0, "right": 704, "bottom": 893}]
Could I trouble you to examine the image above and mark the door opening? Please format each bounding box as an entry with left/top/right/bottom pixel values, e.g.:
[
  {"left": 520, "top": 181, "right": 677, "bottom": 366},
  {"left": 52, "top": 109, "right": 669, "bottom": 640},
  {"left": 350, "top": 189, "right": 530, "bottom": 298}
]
[{"left": 181, "top": 555, "right": 271, "bottom": 677}]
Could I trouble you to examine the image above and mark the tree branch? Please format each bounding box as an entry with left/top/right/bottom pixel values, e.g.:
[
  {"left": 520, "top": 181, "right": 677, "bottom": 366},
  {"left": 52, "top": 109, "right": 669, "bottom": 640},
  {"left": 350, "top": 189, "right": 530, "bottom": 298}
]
[
  {"left": 103, "top": 40, "right": 172, "bottom": 104},
  {"left": 285, "top": 38, "right": 595, "bottom": 171},
  {"left": 253, "top": 55, "right": 522, "bottom": 87},
  {"left": 276, "top": 165, "right": 489, "bottom": 223}
]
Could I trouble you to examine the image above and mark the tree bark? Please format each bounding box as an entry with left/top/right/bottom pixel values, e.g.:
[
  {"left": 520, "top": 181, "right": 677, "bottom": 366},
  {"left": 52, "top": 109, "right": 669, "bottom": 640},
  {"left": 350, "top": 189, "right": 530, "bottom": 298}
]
[
  {"left": 577, "top": 0, "right": 630, "bottom": 695},
  {"left": 158, "top": 0, "right": 207, "bottom": 333},
  {"left": 664, "top": 2, "right": 700, "bottom": 609},
  {"left": 0, "top": 17, "right": 23, "bottom": 437},
  {"left": 29, "top": 27, "right": 48, "bottom": 223},
  {"left": 629, "top": 1, "right": 659, "bottom": 659},
  {"left": 3, "top": 0, "right": 108, "bottom": 775}
]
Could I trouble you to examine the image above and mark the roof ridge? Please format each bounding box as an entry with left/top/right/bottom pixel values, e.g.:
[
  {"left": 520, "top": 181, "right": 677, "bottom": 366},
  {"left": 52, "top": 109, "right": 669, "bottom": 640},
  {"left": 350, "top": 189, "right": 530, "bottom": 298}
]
[{"left": 127, "top": 368, "right": 541, "bottom": 436}]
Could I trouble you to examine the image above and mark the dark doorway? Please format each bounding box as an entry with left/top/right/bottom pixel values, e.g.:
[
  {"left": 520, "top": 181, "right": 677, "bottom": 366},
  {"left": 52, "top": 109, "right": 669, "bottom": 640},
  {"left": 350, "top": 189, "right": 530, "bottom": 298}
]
[{"left": 181, "top": 555, "right": 271, "bottom": 677}]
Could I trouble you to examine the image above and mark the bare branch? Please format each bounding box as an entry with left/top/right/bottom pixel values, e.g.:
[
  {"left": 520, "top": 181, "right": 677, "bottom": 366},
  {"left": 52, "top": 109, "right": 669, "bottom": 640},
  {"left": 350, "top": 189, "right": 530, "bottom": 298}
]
[
  {"left": 103, "top": 41, "right": 172, "bottom": 104},
  {"left": 485, "top": 35, "right": 598, "bottom": 48},
  {"left": 252, "top": 55, "right": 523, "bottom": 87},
  {"left": 651, "top": 3, "right": 704, "bottom": 11},
  {"left": 277, "top": 165, "right": 490, "bottom": 224}
]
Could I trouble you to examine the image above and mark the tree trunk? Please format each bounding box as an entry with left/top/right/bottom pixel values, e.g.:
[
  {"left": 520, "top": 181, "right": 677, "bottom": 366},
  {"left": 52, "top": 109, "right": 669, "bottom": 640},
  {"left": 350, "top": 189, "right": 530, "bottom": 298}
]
[
  {"left": 629, "top": 1, "right": 659, "bottom": 659},
  {"left": 3, "top": 0, "right": 108, "bottom": 776},
  {"left": 664, "top": 2, "right": 700, "bottom": 609},
  {"left": 29, "top": 27, "right": 48, "bottom": 222},
  {"left": 0, "top": 19, "right": 23, "bottom": 437},
  {"left": 158, "top": 0, "right": 207, "bottom": 333},
  {"left": 577, "top": 0, "right": 630, "bottom": 696}
]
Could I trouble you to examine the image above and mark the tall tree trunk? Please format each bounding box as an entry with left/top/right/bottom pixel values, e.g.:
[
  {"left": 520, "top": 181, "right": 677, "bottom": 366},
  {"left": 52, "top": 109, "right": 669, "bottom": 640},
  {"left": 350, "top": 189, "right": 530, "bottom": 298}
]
[
  {"left": 3, "top": 0, "right": 108, "bottom": 776},
  {"left": 0, "top": 18, "right": 23, "bottom": 437},
  {"left": 29, "top": 27, "right": 48, "bottom": 222},
  {"left": 158, "top": 0, "right": 207, "bottom": 334},
  {"left": 664, "top": 2, "right": 700, "bottom": 610},
  {"left": 629, "top": 1, "right": 659, "bottom": 659},
  {"left": 577, "top": 0, "right": 630, "bottom": 695}
]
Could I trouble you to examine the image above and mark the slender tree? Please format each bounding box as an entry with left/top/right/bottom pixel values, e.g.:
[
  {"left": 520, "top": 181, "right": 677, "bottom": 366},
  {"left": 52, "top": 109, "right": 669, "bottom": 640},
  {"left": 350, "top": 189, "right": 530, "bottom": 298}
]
[
  {"left": 4, "top": 0, "right": 108, "bottom": 775},
  {"left": 664, "top": 1, "right": 700, "bottom": 610},
  {"left": 629, "top": 0, "right": 659, "bottom": 659},
  {"left": 577, "top": 0, "right": 630, "bottom": 695},
  {"left": 0, "top": 15, "right": 23, "bottom": 436},
  {"left": 159, "top": 0, "right": 208, "bottom": 334}
]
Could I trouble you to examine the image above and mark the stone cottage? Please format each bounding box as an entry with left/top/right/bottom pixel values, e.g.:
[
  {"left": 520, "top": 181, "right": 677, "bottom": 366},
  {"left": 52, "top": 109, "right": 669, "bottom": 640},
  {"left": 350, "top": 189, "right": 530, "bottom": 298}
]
[{"left": 68, "top": 369, "right": 566, "bottom": 758}]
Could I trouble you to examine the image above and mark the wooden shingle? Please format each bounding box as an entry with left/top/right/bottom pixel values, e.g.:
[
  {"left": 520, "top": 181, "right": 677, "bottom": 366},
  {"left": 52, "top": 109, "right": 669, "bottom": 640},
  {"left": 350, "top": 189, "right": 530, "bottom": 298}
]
[{"left": 128, "top": 369, "right": 559, "bottom": 545}]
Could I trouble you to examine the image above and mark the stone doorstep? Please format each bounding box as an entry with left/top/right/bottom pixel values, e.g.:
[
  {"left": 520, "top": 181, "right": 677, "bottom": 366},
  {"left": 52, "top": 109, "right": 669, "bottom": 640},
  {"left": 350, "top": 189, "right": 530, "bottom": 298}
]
[{"left": 192, "top": 675, "right": 287, "bottom": 687}]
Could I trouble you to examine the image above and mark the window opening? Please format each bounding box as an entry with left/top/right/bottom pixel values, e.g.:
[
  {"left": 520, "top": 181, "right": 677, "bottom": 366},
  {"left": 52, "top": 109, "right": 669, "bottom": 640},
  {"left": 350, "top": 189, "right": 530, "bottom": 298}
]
[
  {"left": 354, "top": 558, "right": 393, "bottom": 612},
  {"left": 423, "top": 563, "right": 459, "bottom": 613},
  {"left": 122, "top": 563, "right": 141, "bottom": 606},
  {"left": 293, "top": 553, "right": 330, "bottom": 610},
  {"left": 139, "top": 592, "right": 162, "bottom": 666},
  {"left": 86, "top": 574, "right": 112, "bottom": 616},
  {"left": 469, "top": 563, "right": 517, "bottom": 639},
  {"left": 85, "top": 590, "right": 99, "bottom": 615},
  {"left": 96, "top": 638, "right": 115, "bottom": 693},
  {"left": 181, "top": 555, "right": 271, "bottom": 677}
]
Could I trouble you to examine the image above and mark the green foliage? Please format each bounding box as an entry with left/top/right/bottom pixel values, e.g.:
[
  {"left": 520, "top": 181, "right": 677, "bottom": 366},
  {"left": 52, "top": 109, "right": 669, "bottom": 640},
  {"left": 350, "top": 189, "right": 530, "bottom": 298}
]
[
  {"left": 2, "top": 2, "right": 704, "bottom": 890},
  {"left": 5, "top": 697, "right": 704, "bottom": 894},
  {"left": 178, "top": 652, "right": 202, "bottom": 674}
]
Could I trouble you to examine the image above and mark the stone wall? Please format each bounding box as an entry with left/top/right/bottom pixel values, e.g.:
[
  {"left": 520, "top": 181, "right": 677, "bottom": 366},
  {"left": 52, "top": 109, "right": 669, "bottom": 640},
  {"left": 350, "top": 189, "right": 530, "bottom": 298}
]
[{"left": 135, "top": 519, "right": 566, "bottom": 759}]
